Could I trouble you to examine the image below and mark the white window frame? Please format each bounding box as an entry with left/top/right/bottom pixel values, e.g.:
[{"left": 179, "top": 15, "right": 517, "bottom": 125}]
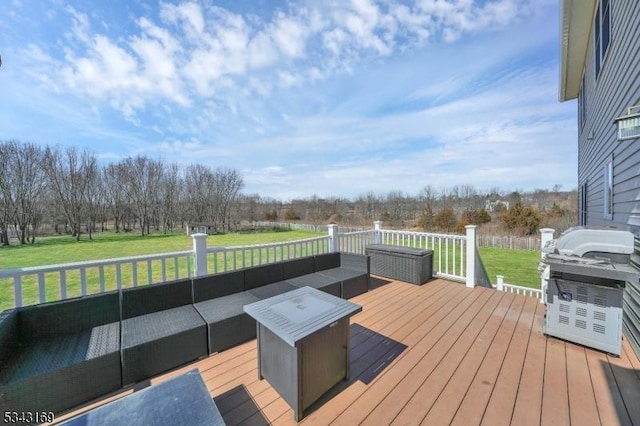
[{"left": 603, "top": 155, "right": 613, "bottom": 220}]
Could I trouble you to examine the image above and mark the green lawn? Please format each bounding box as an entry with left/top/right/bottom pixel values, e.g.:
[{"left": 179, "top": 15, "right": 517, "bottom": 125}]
[
  {"left": 0, "top": 230, "right": 324, "bottom": 269},
  {"left": 478, "top": 247, "right": 541, "bottom": 289}
]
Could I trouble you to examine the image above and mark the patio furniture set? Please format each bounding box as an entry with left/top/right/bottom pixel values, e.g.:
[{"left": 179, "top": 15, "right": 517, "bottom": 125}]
[{"left": 0, "top": 252, "right": 370, "bottom": 417}]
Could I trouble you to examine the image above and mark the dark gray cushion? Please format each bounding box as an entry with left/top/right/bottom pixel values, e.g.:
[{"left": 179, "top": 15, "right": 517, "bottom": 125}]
[
  {"left": 18, "top": 292, "right": 120, "bottom": 338},
  {"left": 121, "top": 305, "right": 205, "bottom": 348},
  {"left": 283, "top": 257, "right": 315, "bottom": 280},
  {"left": 194, "top": 292, "right": 259, "bottom": 323},
  {"left": 340, "top": 253, "right": 370, "bottom": 272},
  {"left": 193, "top": 270, "right": 245, "bottom": 302},
  {"left": 121, "top": 279, "right": 192, "bottom": 319},
  {"left": 314, "top": 253, "right": 341, "bottom": 271},
  {"left": 0, "top": 309, "right": 18, "bottom": 365},
  {"left": 244, "top": 263, "right": 284, "bottom": 290},
  {"left": 286, "top": 273, "right": 341, "bottom": 298},
  {"left": 248, "top": 281, "right": 297, "bottom": 300},
  {"left": 0, "top": 322, "right": 120, "bottom": 383},
  {"left": 318, "top": 267, "right": 366, "bottom": 281}
]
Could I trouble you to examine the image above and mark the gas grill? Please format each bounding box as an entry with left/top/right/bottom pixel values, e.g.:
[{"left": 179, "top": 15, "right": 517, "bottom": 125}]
[{"left": 540, "top": 227, "right": 639, "bottom": 355}]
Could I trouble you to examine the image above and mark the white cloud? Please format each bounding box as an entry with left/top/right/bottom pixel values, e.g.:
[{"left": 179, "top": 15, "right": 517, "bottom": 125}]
[{"left": 2, "top": 0, "right": 575, "bottom": 199}]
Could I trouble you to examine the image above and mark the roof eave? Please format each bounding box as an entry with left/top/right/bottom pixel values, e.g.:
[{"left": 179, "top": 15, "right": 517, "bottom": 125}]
[{"left": 559, "top": 0, "right": 597, "bottom": 102}]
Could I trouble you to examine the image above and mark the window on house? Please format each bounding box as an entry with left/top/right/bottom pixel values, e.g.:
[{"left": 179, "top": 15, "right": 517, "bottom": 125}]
[
  {"left": 579, "top": 73, "right": 586, "bottom": 129},
  {"left": 580, "top": 182, "right": 588, "bottom": 225},
  {"left": 595, "top": 0, "right": 611, "bottom": 78},
  {"left": 603, "top": 156, "right": 613, "bottom": 219}
]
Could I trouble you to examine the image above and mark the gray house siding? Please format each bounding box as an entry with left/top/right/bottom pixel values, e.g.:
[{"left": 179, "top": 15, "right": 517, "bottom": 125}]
[
  {"left": 579, "top": 0, "right": 640, "bottom": 229},
  {"left": 577, "top": 1, "right": 640, "bottom": 357}
]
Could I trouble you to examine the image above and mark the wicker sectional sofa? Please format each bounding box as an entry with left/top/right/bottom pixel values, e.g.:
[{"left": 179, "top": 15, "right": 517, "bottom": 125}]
[{"left": 0, "top": 252, "right": 370, "bottom": 415}]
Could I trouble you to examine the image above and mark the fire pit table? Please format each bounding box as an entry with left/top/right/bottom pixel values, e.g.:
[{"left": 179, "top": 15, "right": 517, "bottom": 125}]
[{"left": 244, "top": 286, "right": 362, "bottom": 421}]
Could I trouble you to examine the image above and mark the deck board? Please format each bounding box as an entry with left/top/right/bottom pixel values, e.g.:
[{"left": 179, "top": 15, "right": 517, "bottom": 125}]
[
  {"left": 55, "top": 278, "right": 640, "bottom": 426},
  {"left": 480, "top": 295, "right": 538, "bottom": 426}
]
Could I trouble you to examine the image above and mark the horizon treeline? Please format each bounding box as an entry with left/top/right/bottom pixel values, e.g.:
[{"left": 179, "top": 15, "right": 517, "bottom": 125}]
[{"left": 0, "top": 140, "right": 577, "bottom": 244}]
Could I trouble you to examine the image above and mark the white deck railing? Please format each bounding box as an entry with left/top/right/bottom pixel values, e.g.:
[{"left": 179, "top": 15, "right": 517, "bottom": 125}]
[
  {"left": 205, "top": 236, "right": 331, "bottom": 274},
  {"left": 2, "top": 222, "right": 512, "bottom": 310},
  {"left": 0, "top": 250, "right": 194, "bottom": 309},
  {"left": 494, "top": 275, "right": 543, "bottom": 300}
]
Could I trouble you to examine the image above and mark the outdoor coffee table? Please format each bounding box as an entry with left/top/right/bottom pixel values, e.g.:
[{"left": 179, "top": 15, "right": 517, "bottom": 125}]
[
  {"left": 60, "top": 369, "right": 225, "bottom": 425},
  {"left": 244, "top": 286, "right": 362, "bottom": 421}
]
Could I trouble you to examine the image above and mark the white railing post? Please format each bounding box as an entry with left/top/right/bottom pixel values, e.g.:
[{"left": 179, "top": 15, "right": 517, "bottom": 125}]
[
  {"left": 496, "top": 275, "right": 504, "bottom": 291},
  {"left": 191, "top": 233, "right": 208, "bottom": 277},
  {"left": 539, "top": 228, "right": 555, "bottom": 304},
  {"left": 539, "top": 228, "right": 555, "bottom": 259},
  {"left": 465, "top": 225, "right": 477, "bottom": 288},
  {"left": 374, "top": 221, "right": 382, "bottom": 244},
  {"left": 328, "top": 224, "right": 340, "bottom": 253}
]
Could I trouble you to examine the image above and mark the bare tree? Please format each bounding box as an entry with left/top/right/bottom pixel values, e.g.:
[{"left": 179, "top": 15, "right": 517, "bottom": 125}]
[
  {"left": 42, "top": 146, "right": 97, "bottom": 241},
  {"left": 117, "top": 156, "right": 164, "bottom": 236}
]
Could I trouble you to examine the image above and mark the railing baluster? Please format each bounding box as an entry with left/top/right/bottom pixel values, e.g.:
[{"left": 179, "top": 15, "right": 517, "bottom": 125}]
[
  {"left": 131, "top": 262, "right": 138, "bottom": 287},
  {"left": 147, "top": 260, "right": 153, "bottom": 284},
  {"left": 99, "top": 266, "right": 105, "bottom": 292},
  {"left": 116, "top": 264, "right": 122, "bottom": 290},
  {"left": 445, "top": 238, "right": 449, "bottom": 275},
  {"left": 173, "top": 257, "right": 179, "bottom": 280},
  {"left": 60, "top": 270, "right": 67, "bottom": 300},
  {"left": 233, "top": 249, "right": 237, "bottom": 271},
  {"left": 161, "top": 258, "right": 167, "bottom": 282},
  {"left": 80, "top": 268, "right": 88, "bottom": 296},
  {"left": 38, "top": 273, "right": 46, "bottom": 304},
  {"left": 14, "top": 277, "right": 23, "bottom": 308}
]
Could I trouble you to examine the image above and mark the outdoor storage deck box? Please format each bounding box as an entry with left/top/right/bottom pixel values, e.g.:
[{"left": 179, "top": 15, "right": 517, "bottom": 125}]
[{"left": 365, "top": 244, "right": 433, "bottom": 285}]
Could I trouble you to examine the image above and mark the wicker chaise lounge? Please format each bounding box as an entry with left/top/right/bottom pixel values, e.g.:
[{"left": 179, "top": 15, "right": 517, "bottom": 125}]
[
  {"left": 0, "top": 292, "right": 122, "bottom": 413},
  {"left": 120, "top": 279, "right": 208, "bottom": 385}
]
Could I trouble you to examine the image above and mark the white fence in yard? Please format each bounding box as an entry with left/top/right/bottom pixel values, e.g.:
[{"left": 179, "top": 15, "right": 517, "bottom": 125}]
[
  {"left": 478, "top": 234, "right": 541, "bottom": 251},
  {"left": 1, "top": 222, "right": 552, "bottom": 310}
]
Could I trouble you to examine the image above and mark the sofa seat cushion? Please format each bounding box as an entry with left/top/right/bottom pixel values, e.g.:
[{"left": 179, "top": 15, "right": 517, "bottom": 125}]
[
  {"left": 120, "top": 305, "right": 207, "bottom": 385},
  {"left": 194, "top": 292, "right": 259, "bottom": 323},
  {"left": 0, "top": 322, "right": 122, "bottom": 414},
  {"left": 121, "top": 305, "right": 205, "bottom": 349},
  {"left": 248, "top": 281, "right": 297, "bottom": 300},
  {"left": 194, "top": 292, "right": 260, "bottom": 354},
  {"left": 286, "top": 273, "right": 341, "bottom": 298},
  {"left": 0, "top": 322, "right": 120, "bottom": 383},
  {"left": 318, "top": 268, "right": 369, "bottom": 299}
]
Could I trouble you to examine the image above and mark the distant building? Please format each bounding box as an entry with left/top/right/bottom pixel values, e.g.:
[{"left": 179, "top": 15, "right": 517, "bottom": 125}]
[
  {"left": 484, "top": 200, "right": 509, "bottom": 212},
  {"left": 185, "top": 223, "right": 216, "bottom": 236}
]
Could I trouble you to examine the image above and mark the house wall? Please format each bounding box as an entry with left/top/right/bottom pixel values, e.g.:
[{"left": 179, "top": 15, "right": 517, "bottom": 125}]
[
  {"left": 577, "top": 1, "right": 640, "bottom": 358},
  {"left": 579, "top": 1, "right": 640, "bottom": 233}
]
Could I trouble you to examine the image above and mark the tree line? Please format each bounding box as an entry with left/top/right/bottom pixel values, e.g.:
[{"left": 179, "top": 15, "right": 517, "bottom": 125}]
[
  {"left": 0, "top": 141, "right": 243, "bottom": 244},
  {"left": 0, "top": 140, "right": 577, "bottom": 244},
  {"left": 242, "top": 184, "right": 578, "bottom": 236}
]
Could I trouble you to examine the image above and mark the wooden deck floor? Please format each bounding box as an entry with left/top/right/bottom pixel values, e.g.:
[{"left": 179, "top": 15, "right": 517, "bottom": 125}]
[{"left": 57, "top": 278, "right": 640, "bottom": 425}]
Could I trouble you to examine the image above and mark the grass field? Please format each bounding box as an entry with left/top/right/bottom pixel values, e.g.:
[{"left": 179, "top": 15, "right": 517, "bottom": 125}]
[
  {"left": 0, "top": 230, "right": 542, "bottom": 310},
  {"left": 479, "top": 246, "right": 541, "bottom": 288}
]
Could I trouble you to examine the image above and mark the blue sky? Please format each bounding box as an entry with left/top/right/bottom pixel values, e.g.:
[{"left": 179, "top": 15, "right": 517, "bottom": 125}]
[{"left": 0, "top": 0, "right": 576, "bottom": 200}]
